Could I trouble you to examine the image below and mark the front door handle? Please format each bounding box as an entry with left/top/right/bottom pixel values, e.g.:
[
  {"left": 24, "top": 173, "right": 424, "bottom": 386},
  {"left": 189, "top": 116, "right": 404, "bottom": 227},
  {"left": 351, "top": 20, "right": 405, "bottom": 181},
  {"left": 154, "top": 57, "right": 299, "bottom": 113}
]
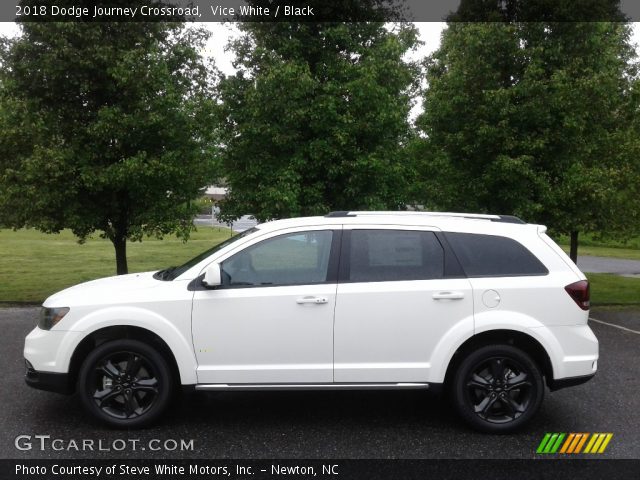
[
  {"left": 296, "top": 296, "right": 328, "bottom": 305},
  {"left": 432, "top": 291, "right": 465, "bottom": 300}
]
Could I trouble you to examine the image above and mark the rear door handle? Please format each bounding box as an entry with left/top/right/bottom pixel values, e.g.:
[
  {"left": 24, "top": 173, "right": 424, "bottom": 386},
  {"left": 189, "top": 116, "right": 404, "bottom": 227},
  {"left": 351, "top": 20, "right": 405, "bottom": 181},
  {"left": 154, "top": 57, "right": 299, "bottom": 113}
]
[
  {"left": 432, "top": 291, "right": 465, "bottom": 300},
  {"left": 296, "top": 296, "right": 328, "bottom": 305}
]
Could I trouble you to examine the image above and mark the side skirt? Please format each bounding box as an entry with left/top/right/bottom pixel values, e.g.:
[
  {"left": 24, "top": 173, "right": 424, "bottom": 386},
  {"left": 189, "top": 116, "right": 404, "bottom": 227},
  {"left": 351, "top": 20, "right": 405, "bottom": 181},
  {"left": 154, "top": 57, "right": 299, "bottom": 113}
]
[{"left": 195, "top": 383, "right": 435, "bottom": 392}]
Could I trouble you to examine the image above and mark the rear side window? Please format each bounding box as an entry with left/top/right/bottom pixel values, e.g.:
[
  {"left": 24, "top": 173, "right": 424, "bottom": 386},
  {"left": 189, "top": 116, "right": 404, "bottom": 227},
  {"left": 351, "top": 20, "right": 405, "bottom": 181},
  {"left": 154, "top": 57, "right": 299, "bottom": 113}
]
[
  {"left": 445, "top": 232, "right": 548, "bottom": 277},
  {"left": 348, "top": 230, "right": 444, "bottom": 282}
]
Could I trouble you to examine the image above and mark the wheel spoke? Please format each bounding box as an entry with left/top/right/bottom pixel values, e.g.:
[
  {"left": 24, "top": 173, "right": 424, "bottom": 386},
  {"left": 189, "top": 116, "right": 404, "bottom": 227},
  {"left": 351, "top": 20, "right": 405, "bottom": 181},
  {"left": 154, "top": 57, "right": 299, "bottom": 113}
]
[
  {"left": 482, "top": 396, "right": 499, "bottom": 414},
  {"left": 475, "top": 394, "right": 498, "bottom": 414},
  {"left": 93, "top": 388, "right": 120, "bottom": 407},
  {"left": 490, "top": 358, "right": 505, "bottom": 381},
  {"left": 501, "top": 395, "right": 525, "bottom": 418},
  {"left": 123, "top": 390, "right": 139, "bottom": 417},
  {"left": 467, "top": 373, "right": 491, "bottom": 390},
  {"left": 99, "top": 360, "right": 120, "bottom": 379},
  {"left": 125, "top": 354, "right": 143, "bottom": 378},
  {"left": 133, "top": 377, "right": 159, "bottom": 394},
  {"left": 506, "top": 372, "right": 532, "bottom": 391}
]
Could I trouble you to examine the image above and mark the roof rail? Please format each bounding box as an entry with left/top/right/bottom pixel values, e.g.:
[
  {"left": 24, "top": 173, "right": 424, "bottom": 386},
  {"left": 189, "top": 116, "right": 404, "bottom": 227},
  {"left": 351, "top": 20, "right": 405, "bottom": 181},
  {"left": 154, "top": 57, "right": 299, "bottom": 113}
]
[
  {"left": 494, "top": 215, "right": 526, "bottom": 224},
  {"left": 324, "top": 211, "right": 525, "bottom": 224},
  {"left": 325, "top": 211, "right": 356, "bottom": 217}
]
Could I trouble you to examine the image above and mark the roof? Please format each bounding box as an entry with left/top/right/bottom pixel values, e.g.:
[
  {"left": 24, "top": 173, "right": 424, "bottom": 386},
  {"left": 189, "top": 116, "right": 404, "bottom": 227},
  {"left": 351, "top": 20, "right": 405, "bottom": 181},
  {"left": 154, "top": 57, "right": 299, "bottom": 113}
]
[
  {"left": 254, "top": 211, "right": 543, "bottom": 236},
  {"left": 325, "top": 211, "right": 524, "bottom": 224}
]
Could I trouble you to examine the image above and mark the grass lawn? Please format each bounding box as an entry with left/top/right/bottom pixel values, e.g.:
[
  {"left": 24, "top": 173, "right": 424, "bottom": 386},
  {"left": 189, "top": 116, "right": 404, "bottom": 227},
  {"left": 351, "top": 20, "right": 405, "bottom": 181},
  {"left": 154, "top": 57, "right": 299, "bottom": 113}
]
[
  {"left": 557, "top": 232, "right": 640, "bottom": 250},
  {"left": 0, "top": 227, "right": 234, "bottom": 303},
  {"left": 556, "top": 232, "right": 640, "bottom": 260},
  {"left": 560, "top": 245, "right": 640, "bottom": 260},
  {"left": 586, "top": 273, "right": 640, "bottom": 306}
]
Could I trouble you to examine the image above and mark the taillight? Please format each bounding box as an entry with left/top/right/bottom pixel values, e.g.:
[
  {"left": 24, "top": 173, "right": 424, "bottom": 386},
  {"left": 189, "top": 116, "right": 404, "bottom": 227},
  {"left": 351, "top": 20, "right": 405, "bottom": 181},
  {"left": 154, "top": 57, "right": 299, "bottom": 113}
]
[{"left": 565, "top": 280, "right": 590, "bottom": 310}]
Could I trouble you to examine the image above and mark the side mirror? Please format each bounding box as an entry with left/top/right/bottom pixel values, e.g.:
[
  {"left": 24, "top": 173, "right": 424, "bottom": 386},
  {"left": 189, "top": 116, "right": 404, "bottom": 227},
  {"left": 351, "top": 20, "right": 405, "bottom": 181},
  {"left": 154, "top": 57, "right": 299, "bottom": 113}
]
[{"left": 202, "top": 263, "right": 222, "bottom": 288}]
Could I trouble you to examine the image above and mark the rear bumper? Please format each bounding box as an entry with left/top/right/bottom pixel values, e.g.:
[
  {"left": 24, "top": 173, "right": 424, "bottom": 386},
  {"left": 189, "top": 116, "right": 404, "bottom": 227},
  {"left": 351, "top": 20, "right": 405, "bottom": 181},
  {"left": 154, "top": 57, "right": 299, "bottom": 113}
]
[
  {"left": 25, "top": 360, "right": 73, "bottom": 395},
  {"left": 548, "top": 372, "right": 596, "bottom": 391},
  {"left": 528, "top": 324, "right": 599, "bottom": 380}
]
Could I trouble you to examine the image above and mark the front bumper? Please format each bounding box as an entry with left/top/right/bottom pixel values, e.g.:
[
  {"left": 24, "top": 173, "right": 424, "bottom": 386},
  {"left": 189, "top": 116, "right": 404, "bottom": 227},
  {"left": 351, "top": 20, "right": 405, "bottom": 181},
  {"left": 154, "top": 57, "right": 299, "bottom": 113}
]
[
  {"left": 25, "top": 360, "right": 73, "bottom": 394},
  {"left": 24, "top": 326, "right": 81, "bottom": 373}
]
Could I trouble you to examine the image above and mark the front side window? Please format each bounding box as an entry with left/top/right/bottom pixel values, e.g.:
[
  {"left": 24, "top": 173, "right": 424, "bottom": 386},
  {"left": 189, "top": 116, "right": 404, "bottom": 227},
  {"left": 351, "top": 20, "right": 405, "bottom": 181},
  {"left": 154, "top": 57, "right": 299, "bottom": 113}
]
[
  {"left": 158, "top": 228, "right": 258, "bottom": 280},
  {"left": 348, "top": 230, "right": 444, "bottom": 282},
  {"left": 221, "top": 230, "right": 333, "bottom": 287}
]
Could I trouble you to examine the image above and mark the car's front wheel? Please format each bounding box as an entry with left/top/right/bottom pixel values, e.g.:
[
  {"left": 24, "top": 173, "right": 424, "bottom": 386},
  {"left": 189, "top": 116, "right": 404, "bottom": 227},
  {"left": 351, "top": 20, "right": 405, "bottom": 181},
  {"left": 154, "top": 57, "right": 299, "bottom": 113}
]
[
  {"left": 452, "top": 344, "right": 544, "bottom": 433},
  {"left": 77, "top": 339, "right": 173, "bottom": 428}
]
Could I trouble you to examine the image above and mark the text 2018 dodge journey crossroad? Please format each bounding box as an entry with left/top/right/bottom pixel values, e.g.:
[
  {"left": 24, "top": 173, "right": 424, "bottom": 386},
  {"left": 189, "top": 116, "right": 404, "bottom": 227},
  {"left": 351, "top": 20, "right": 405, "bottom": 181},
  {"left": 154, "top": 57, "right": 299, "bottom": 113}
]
[{"left": 24, "top": 211, "right": 598, "bottom": 432}]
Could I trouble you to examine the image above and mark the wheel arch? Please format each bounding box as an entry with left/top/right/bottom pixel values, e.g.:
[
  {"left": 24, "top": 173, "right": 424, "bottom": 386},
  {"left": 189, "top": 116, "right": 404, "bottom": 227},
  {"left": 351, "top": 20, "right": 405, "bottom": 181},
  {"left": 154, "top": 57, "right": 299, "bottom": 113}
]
[
  {"left": 67, "top": 325, "right": 190, "bottom": 393},
  {"left": 442, "top": 329, "right": 554, "bottom": 389}
]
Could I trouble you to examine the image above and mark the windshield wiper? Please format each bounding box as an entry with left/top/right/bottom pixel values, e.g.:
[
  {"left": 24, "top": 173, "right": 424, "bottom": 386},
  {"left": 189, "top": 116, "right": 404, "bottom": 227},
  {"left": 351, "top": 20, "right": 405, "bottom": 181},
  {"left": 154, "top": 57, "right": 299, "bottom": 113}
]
[{"left": 154, "top": 266, "right": 177, "bottom": 281}]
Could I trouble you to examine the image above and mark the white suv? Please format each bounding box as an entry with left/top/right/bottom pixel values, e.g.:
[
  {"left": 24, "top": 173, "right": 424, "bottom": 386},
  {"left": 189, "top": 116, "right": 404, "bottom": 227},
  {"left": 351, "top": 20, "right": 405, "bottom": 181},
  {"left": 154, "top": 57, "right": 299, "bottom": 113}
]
[{"left": 24, "top": 211, "right": 598, "bottom": 432}]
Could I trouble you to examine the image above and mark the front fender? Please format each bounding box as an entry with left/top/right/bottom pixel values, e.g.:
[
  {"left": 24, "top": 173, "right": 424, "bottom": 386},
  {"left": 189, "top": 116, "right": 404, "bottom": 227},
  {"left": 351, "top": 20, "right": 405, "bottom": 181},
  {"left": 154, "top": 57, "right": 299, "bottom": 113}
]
[{"left": 64, "top": 306, "right": 198, "bottom": 384}]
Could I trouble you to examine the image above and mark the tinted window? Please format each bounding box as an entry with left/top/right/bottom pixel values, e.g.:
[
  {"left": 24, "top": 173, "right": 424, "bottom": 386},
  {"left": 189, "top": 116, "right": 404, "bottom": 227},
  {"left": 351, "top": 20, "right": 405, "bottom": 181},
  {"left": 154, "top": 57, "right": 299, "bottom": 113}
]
[
  {"left": 445, "top": 232, "right": 548, "bottom": 277},
  {"left": 166, "top": 228, "right": 258, "bottom": 280},
  {"left": 221, "top": 231, "right": 333, "bottom": 287},
  {"left": 348, "top": 230, "right": 444, "bottom": 282}
]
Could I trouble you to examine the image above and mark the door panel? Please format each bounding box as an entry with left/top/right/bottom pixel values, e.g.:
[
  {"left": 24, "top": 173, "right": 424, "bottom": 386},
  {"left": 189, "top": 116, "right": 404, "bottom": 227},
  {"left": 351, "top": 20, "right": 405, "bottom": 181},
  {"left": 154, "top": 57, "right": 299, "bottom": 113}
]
[
  {"left": 192, "top": 284, "right": 336, "bottom": 383},
  {"left": 191, "top": 228, "right": 338, "bottom": 384},
  {"left": 334, "top": 279, "right": 473, "bottom": 382},
  {"left": 334, "top": 228, "right": 474, "bottom": 383}
]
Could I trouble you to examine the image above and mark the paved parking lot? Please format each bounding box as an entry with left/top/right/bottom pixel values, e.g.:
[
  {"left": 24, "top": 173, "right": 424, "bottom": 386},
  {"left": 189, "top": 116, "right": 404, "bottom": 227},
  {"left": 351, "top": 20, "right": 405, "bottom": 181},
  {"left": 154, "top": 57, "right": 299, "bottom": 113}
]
[
  {"left": 577, "top": 255, "right": 640, "bottom": 276},
  {"left": 1, "top": 307, "right": 638, "bottom": 459}
]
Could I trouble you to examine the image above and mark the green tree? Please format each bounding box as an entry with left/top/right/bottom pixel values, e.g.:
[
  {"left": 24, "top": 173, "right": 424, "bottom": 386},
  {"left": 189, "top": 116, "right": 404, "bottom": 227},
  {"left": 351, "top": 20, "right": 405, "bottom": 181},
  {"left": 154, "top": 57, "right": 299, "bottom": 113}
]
[
  {"left": 0, "top": 20, "right": 219, "bottom": 274},
  {"left": 416, "top": 20, "right": 639, "bottom": 262},
  {"left": 217, "top": 15, "right": 420, "bottom": 222}
]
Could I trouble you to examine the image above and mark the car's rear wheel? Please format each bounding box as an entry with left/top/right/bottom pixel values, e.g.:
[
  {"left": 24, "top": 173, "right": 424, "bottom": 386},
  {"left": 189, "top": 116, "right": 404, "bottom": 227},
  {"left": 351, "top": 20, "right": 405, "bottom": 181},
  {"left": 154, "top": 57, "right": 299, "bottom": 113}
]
[
  {"left": 452, "top": 344, "right": 544, "bottom": 433},
  {"left": 78, "top": 339, "right": 173, "bottom": 428}
]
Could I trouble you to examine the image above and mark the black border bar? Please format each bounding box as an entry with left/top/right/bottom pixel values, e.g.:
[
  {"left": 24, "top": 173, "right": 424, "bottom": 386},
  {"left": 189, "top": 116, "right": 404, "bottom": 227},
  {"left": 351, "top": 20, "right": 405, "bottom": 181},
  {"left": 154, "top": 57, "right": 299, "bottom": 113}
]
[
  {"left": 4, "top": 1, "right": 640, "bottom": 23},
  {"left": 4, "top": 459, "right": 640, "bottom": 480}
]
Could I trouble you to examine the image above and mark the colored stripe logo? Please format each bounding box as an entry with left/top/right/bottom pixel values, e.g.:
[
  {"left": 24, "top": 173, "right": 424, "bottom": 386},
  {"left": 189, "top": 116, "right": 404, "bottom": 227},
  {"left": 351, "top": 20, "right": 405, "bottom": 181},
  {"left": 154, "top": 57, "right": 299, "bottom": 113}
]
[{"left": 537, "top": 433, "right": 613, "bottom": 454}]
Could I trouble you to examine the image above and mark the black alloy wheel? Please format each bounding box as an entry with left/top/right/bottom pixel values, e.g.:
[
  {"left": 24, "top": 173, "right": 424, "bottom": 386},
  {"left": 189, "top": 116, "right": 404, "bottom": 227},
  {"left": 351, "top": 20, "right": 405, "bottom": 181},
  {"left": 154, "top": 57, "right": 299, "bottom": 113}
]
[
  {"left": 78, "top": 339, "right": 173, "bottom": 428},
  {"left": 452, "top": 344, "right": 544, "bottom": 433}
]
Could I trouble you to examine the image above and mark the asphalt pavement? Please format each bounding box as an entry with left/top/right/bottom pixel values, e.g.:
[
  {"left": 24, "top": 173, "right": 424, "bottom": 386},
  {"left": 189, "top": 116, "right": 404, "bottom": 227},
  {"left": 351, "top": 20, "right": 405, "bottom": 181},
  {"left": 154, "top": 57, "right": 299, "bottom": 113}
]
[
  {"left": 577, "top": 256, "right": 640, "bottom": 276},
  {"left": 1, "top": 307, "right": 638, "bottom": 460}
]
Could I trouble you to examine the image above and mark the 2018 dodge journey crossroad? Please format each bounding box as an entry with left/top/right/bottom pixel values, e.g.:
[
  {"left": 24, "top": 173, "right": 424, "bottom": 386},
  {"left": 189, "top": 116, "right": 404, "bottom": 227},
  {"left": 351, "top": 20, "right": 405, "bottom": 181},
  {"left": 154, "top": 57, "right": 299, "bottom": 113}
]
[{"left": 24, "top": 211, "right": 598, "bottom": 432}]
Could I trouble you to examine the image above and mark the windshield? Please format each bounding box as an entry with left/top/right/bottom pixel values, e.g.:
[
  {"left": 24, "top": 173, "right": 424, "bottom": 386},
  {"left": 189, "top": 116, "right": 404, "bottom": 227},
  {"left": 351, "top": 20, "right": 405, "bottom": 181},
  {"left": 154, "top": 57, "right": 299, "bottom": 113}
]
[{"left": 156, "top": 228, "right": 259, "bottom": 281}]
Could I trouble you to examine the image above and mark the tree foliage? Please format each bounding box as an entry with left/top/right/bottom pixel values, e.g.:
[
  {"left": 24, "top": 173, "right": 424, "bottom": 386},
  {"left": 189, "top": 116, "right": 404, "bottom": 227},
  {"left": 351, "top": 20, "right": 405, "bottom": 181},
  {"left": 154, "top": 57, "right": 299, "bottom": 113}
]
[
  {"left": 416, "top": 20, "right": 640, "bottom": 260},
  {"left": 449, "top": 0, "right": 626, "bottom": 22},
  {"left": 0, "top": 20, "right": 219, "bottom": 274},
  {"left": 217, "top": 9, "right": 421, "bottom": 222}
]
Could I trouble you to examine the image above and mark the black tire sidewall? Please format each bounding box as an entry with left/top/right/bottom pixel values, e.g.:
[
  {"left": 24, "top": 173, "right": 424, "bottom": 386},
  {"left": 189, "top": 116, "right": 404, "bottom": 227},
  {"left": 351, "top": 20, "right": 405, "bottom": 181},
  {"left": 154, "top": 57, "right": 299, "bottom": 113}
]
[
  {"left": 77, "top": 339, "right": 173, "bottom": 428},
  {"left": 452, "top": 344, "right": 544, "bottom": 433}
]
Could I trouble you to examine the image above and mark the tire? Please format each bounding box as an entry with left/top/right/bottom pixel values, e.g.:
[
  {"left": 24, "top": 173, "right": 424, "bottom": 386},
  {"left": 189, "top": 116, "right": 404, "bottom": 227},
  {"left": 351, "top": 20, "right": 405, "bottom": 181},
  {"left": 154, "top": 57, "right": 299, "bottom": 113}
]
[
  {"left": 451, "top": 344, "right": 544, "bottom": 433},
  {"left": 77, "top": 339, "right": 173, "bottom": 428}
]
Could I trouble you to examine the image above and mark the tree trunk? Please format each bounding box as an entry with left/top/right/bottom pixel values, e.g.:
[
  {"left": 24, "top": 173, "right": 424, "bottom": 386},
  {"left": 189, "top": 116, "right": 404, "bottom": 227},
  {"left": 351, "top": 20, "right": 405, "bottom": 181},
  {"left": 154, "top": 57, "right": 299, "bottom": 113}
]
[
  {"left": 112, "top": 235, "right": 128, "bottom": 275},
  {"left": 569, "top": 230, "right": 579, "bottom": 264}
]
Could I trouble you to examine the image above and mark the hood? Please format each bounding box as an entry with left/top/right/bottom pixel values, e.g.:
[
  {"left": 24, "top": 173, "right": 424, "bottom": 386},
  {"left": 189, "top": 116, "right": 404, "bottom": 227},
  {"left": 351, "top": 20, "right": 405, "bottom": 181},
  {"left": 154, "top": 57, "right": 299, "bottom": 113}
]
[{"left": 43, "top": 271, "right": 164, "bottom": 307}]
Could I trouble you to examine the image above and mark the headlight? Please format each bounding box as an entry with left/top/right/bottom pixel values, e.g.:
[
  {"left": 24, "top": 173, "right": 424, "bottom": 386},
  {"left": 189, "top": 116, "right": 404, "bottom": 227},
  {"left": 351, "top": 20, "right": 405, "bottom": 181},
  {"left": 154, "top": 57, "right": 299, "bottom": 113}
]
[{"left": 38, "top": 307, "right": 70, "bottom": 330}]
